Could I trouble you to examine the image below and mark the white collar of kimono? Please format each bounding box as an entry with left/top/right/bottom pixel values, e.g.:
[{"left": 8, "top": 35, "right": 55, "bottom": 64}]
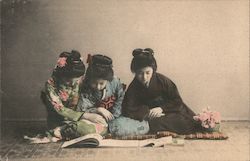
[{"left": 101, "top": 80, "right": 111, "bottom": 100}]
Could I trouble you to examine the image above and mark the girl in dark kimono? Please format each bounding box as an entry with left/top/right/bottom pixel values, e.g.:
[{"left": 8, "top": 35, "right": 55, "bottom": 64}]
[{"left": 121, "top": 48, "right": 202, "bottom": 134}]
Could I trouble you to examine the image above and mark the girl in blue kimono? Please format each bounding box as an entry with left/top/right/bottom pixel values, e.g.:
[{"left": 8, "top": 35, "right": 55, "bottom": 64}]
[
  {"left": 73, "top": 54, "right": 126, "bottom": 137},
  {"left": 77, "top": 54, "right": 149, "bottom": 137}
]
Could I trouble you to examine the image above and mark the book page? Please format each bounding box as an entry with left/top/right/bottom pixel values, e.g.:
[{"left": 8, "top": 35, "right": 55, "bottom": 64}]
[
  {"left": 62, "top": 133, "right": 103, "bottom": 148},
  {"left": 100, "top": 139, "right": 150, "bottom": 147},
  {"left": 99, "top": 136, "right": 173, "bottom": 147}
]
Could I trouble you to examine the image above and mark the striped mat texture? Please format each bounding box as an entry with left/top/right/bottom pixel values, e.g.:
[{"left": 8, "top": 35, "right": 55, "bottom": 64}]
[{"left": 104, "top": 131, "right": 228, "bottom": 140}]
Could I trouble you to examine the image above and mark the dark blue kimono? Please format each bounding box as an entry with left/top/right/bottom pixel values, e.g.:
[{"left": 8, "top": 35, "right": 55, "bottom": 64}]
[{"left": 122, "top": 72, "right": 202, "bottom": 134}]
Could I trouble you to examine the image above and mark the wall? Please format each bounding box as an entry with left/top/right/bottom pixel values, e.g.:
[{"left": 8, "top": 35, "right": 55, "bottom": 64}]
[{"left": 1, "top": 0, "right": 249, "bottom": 121}]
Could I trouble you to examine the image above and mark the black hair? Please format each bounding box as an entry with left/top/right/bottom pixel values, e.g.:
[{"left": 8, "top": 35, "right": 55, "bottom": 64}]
[
  {"left": 130, "top": 48, "right": 157, "bottom": 73},
  {"left": 85, "top": 54, "right": 114, "bottom": 81},
  {"left": 53, "top": 50, "right": 85, "bottom": 78}
]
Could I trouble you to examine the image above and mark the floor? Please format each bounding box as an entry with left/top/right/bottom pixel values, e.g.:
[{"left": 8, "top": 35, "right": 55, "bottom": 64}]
[{"left": 0, "top": 121, "right": 249, "bottom": 161}]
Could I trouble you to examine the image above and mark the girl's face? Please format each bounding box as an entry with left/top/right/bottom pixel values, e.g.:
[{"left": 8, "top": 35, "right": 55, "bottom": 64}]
[
  {"left": 90, "top": 79, "right": 108, "bottom": 91},
  {"left": 61, "top": 76, "right": 80, "bottom": 84},
  {"left": 135, "top": 66, "right": 153, "bottom": 86}
]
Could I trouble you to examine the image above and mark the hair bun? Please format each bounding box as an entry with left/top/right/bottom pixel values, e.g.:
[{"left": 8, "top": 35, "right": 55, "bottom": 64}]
[
  {"left": 130, "top": 48, "right": 157, "bottom": 72},
  {"left": 85, "top": 54, "right": 114, "bottom": 81},
  {"left": 70, "top": 50, "right": 81, "bottom": 60},
  {"left": 59, "top": 51, "right": 71, "bottom": 58},
  {"left": 92, "top": 54, "right": 113, "bottom": 68},
  {"left": 54, "top": 50, "right": 85, "bottom": 78},
  {"left": 132, "top": 48, "right": 154, "bottom": 57},
  {"left": 144, "top": 48, "right": 154, "bottom": 55},
  {"left": 59, "top": 50, "right": 82, "bottom": 62}
]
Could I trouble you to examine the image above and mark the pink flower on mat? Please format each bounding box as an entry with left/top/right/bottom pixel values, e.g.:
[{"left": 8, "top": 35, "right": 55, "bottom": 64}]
[
  {"left": 202, "top": 122, "right": 209, "bottom": 128},
  {"left": 59, "top": 90, "right": 69, "bottom": 101},
  {"left": 193, "top": 115, "right": 200, "bottom": 121},
  {"left": 57, "top": 57, "right": 67, "bottom": 67},
  {"left": 95, "top": 124, "right": 104, "bottom": 133},
  {"left": 193, "top": 107, "right": 221, "bottom": 129},
  {"left": 209, "top": 120, "right": 216, "bottom": 128},
  {"left": 211, "top": 111, "right": 221, "bottom": 123},
  {"left": 199, "top": 113, "right": 208, "bottom": 122}
]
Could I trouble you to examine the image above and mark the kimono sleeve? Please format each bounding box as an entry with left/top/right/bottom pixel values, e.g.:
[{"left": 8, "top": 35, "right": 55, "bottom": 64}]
[
  {"left": 76, "top": 93, "right": 97, "bottom": 113},
  {"left": 44, "top": 79, "right": 84, "bottom": 121},
  {"left": 160, "top": 78, "right": 183, "bottom": 113},
  {"left": 122, "top": 83, "right": 150, "bottom": 121},
  {"left": 110, "top": 78, "right": 125, "bottom": 118}
]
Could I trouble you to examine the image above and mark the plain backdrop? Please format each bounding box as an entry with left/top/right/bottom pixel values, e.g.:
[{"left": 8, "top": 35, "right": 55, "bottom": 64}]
[{"left": 1, "top": 0, "right": 249, "bottom": 121}]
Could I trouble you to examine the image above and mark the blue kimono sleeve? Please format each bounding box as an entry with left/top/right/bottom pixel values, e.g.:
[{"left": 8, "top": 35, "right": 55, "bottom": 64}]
[
  {"left": 111, "top": 78, "right": 125, "bottom": 118},
  {"left": 76, "top": 93, "right": 98, "bottom": 113}
]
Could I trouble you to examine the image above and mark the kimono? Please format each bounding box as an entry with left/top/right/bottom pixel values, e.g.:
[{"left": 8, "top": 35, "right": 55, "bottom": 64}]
[
  {"left": 43, "top": 75, "right": 122, "bottom": 139},
  {"left": 43, "top": 76, "right": 84, "bottom": 129},
  {"left": 77, "top": 76, "right": 124, "bottom": 117},
  {"left": 122, "top": 72, "right": 202, "bottom": 134},
  {"left": 76, "top": 76, "right": 125, "bottom": 135}
]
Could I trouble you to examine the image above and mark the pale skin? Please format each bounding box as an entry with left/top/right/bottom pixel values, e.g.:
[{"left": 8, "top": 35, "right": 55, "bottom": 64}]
[
  {"left": 82, "top": 79, "right": 114, "bottom": 123},
  {"left": 60, "top": 77, "right": 81, "bottom": 83},
  {"left": 135, "top": 66, "right": 165, "bottom": 119}
]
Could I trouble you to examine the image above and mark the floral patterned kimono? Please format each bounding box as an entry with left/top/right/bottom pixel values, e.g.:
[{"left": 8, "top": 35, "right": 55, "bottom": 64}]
[
  {"left": 43, "top": 75, "right": 108, "bottom": 139},
  {"left": 43, "top": 75, "right": 84, "bottom": 128}
]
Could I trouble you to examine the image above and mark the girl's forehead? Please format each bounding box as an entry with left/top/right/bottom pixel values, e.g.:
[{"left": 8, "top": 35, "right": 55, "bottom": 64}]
[
  {"left": 137, "top": 66, "right": 153, "bottom": 72},
  {"left": 91, "top": 79, "right": 107, "bottom": 83}
]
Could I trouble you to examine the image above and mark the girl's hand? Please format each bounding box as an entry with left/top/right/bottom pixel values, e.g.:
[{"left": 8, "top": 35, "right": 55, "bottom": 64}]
[
  {"left": 82, "top": 112, "right": 107, "bottom": 125},
  {"left": 148, "top": 107, "right": 165, "bottom": 119},
  {"left": 97, "top": 107, "right": 114, "bottom": 121}
]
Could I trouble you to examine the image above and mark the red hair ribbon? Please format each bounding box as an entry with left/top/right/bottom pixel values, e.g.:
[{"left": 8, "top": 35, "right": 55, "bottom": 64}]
[{"left": 86, "top": 54, "right": 92, "bottom": 64}]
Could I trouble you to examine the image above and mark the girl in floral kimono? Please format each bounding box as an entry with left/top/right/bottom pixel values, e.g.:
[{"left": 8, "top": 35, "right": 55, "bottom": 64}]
[
  {"left": 117, "top": 48, "right": 202, "bottom": 135},
  {"left": 38, "top": 50, "right": 89, "bottom": 142},
  {"left": 43, "top": 50, "right": 86, "bottom": 130}
]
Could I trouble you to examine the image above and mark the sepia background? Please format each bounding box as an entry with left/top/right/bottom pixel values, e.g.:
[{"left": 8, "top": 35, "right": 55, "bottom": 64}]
[{"left": 1, "top": 0, "right": 249, "bottom": 121}]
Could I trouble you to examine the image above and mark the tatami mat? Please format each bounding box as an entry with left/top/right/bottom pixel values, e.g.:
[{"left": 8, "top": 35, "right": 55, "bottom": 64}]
[{"left": 1, "top": 121, "right": 249, "bottom": 161}]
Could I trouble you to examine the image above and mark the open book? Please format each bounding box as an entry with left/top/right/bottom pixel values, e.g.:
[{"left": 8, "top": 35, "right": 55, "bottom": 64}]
[{"left": 61, "top": 133, "right": 179, "bottom": 148}]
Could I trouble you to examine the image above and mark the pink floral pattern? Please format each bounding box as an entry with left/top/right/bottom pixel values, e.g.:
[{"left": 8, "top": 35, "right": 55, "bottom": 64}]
[
  {"left": 47, "top": 78, "right": 55, "bottom": 86},
  {"left": 193, "top": 106, "right": 221, "bottom": 128},
  {"left": 95, "top": 124, "right": 105, "bottom": 133},
  {"left": 51, "top": 101, "right": 63, "bottom": 111},
  {"left": 45, "top": 76, "right": 84, "bottom": 120},
  {"left": 57, "top": 57, "right": 67, "bottom": 67},
  {"left": 59, "top": 90, "right": 69, "bottom": 102}
]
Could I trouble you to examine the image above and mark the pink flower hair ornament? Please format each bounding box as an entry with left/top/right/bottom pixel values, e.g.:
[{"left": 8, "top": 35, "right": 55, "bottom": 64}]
[{"left": 57, "top": 57, "right": 67, "bottom": 68}]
